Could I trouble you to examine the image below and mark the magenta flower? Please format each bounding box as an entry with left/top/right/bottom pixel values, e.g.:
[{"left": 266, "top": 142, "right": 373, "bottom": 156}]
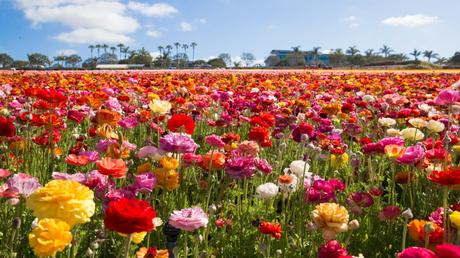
[
  {"left": 254, "top": 158, "right": 272, "bottom": 174},
  {"left": 159, "top": 133, "right": 198, "bottom": 153},
  {"left": 428, "top": 207, "right": 444, "bottom": 226},
  {"left": 84, "top": 170, "right": 110, "bottom": 199},
  {"left": 118, "top": 116, "right": 139, "bottom": 129},
  {"left": 7, "top": 173, "right": 41, "bottom": 197},
  {"left": 435, "top": 89, "right": 459, "bottom": 105},
  {"left": 378, "top": 205, "right": 401, "bottom": 221},
  {"left": 379, "top": 137, "right": 405, "bottom": 147},
  {"left": 347, "top": 192, "right": 374, "bottom": 208},
  {"left": 396, "top": 145, "right": 425, "bottom": 164},
  {"left": 398, "top": 247, "right": 437, "bottom": 258},
  {"left": 436, "top": 243, "right": 460, "bottom": 257},
  {"left": 225, "top": 155, "right": 256, "bottom": 179},
  {"left": 318, "top": 240, "right": 348, "bottom": 258},
  {"left": 169, "top": 207, "right": 209, "bottom": 231},
  {"left": 205, "top": 135, "right": 226, "bottom": 148},
  {"left": 134, "top": 172, "right": 157, "bottom": 194},
  {"left": 52, "top": 172, "right": 86, "bottom": 183}
]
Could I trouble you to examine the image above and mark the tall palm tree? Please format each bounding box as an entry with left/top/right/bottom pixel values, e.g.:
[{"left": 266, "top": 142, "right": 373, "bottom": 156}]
[
  {"left": 95, "top": 44, "right": 101, "bottom": 58},
  {"left": 312, "top": 47, "right": 321, "bottom": 65},
  {"left": 364, "top": 49, "right": 374, "bottom": 57},
  {"left": 123, "top": 47, "right": 130, "bottom": 59},
  {"left": 190, "top": 42, "right": 197, "bottom": 62},
  {"left": 110, "top": 46, "right": 116, "bottom": 56},
  {"left": 182, "top": 44, "right": 189, "bottom": 63},
  {"left": 291, "top": 45, "right": 301, "bottom": 52},
  {"left": 380, "top": 45, "right": 393, "bottom": 58},
  {"left": 346, "top": 46, "right": 360, "bottom": 56},
  {"left": 174, "top": 42, "right": 180, "bottom": 67},
  {"left": 117, "top": 43, "right": 125, "bottom": 60},
  {"left": 89, "top": 45, "right": 95, "bottom": 59},
  {"left": 423, "top": 50, "right": 438, "bottom": 63},
  {"left": 410, "top": 49, "right": 422, "bottom": 61},
  {"left": 101, "top": 44, "right": 109, "bottom": 55}
]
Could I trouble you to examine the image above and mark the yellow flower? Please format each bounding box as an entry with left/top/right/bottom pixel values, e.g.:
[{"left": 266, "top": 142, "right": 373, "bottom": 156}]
[
  {"left": 149, "top": 100, "right": 172, "bottom": 114},
  {"left": 29, "top": 218, "right": 72, "bottom": 258},
  {"left": 137, "top": 162, "right": 152, "bottom": 174},
  {"left": 330, "top": 153, "right": 349, "bottom": 168},
  {"left": 26, "top": 180, "right": 95, "bottom": 227},
  {"left": 453, "top": 145, "right": 460, "bottom": 154},
  {"left": 386, "top": 128, "right": 401, "bottom": 137},
  {"left": 153, "top": 168, "right": 179, "bottom": 191},
  {"left": 450, "top": 211, "right": 460, "bottom": 229},
  {"left": 384, "top": 144, "right": 406, "bottom": 159},
  {"left": 400, "top": 127, "right": 424, "bottom": 141},
  {"left": 119, "top": 231, "right": 147, "bottom": 244},
  {"left": 159, "top": 156, "right": 179, "bottom": 170},
  {"left": 408, "top": 118, "right": 428, "bottom": 128},
  {"left": 312, "top": 203, "right": 349, "bottom": 240},
  {"left": 427, "top": 120, "right": 445, "bottom": 133},
  {"left": 148, "top": 92, "right": 160, "bottom": 100}
]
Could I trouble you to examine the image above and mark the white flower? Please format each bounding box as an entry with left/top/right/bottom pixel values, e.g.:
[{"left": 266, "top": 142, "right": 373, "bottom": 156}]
[
  {"left": 289, "top": 160, "right": 310, "bottom": 178},
  {"left": 427, "top": 120, "right": 445, "bottom": 133},
  {"left": 400, "top": 127, "right": 424, "bottom": 141},
  {"left": 386, "top": 128, "right": 401, "bottom": 137},
  {"left": 278, "top": 173, "right": 299, "bottom": 194},
  {"left": 250, "top": 88, "right": 260, "bottom": 93},
  {"left": 255, "top": 183, "right": 279, "bottom": 200},
  {"left": 425, "top": 164, "right": 443, "bottom": 173},
  {"left": 378, "top": 117, "right": 396, "bottom": 127},
  {"left": 362, "top": 95, "right": 375, "bottom": 102},
  {"left": 418, "top": 103, "right": 433, "bottom": 113},
  {"left": 408, "top": 118, "right": 428, "bottom": 128},
  {"left": 452, "top": 80, "right": 460, "bottom": 90}
]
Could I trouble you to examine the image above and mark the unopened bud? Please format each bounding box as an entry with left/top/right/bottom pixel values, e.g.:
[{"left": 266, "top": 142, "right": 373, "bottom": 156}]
[
  {"left": 306, "top": 222, "right": 316, "bottom": 232},
  {"left": 90, "top": 242, "right": 99, "bottom": 250},
  {"left": 402, "top": 209, "right": 413, "bottom": 219},
  {"left": 424, "top": 222, "right": 435, "bottom": 233},
  {"left": 349, "top": 219, "right": 360, "bottom": 230},
  {"left": 86, "top": 248, "right": 94, "bottom": 256}
]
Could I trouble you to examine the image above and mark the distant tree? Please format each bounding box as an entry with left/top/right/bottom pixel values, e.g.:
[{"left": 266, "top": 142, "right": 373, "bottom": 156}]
[
  {"left": 312, "top": 47, "right": 321, "bottom": 65},
  {"left": 346, "top": 46, "right": 360, "bottom": 56},
  {"left": 451, "top": 51, "right": 460, "bottom": 64},
  {"left": 88, "top": 45, "right": 95, "bottom": 59},
  {"left": 329, "top": 49, "right": 346, "bottom": 66},
  {"left": 380, "top": 45, "right": 393, "bottom": 58},
  {"left": 287, "top": 47, "right": 306, "bottom": 67},
  {"left": 190, "top": 42, "right": 197, "bottom": 62},
  {"left": 82, "top": 58, "right": 97, "bottom": 69},
  {"left": 233, "top": 61, "right": 242, "bottom": 68},
  {"left": 95, "top": 44, "right": 101, "bottom": 58},
  {"left": 110, "top": 46, "right": 116, "bottom": 56},
  {"left": 241, "top": 52, "right": 255, "bottom": 67},
  {"left": 13, "top": 60, "right": 29, "bottom": 69},
  {"left": 53, "top": 55, "right": 66, "bottom": 67},
  {"left": 101, "top": 44, "right": 109, "bottom": 54},
  {"left": 192, "top": 59, "right": 207, "bottom": 67},
  {"left": 27, "top": 53, "right": 50, "bottom": 68},
  {"left": 174, "top": 42, "right": 181, "bottom": 67},
  {"left": 207, "top": 58, "right": 226, "bottom": 68},
  {"left": 0, "top": 53, "right": 14, "bottom": 68},
  {"left": 129, "top": 47, "right": 153, "bottom": 67},
  {"left": 117, "top": 43, "right": 125, "bottom": 60},
  {"left": 264, "top": 54, "right": 280, "bottom": 67},
  {"left": 98, "top": 53, "right": 118, "bottom": 64},
  {"left": 434, "top": 57, "right": 448, "bottom": 65},
  {"left": 410, "top": 49, "right": 422, "bottom": 61},
  {"left": 65, "top": 54, "right": 82, "bottom": 68},
  {"left": 423, "top": 50, "right": 438, "bottom": 63},
  {"left": 218, "top": 53, "right": 232, "bottom": 67},
  {"left": 364, "top": 49, "right": 374, "bottom": 57}
]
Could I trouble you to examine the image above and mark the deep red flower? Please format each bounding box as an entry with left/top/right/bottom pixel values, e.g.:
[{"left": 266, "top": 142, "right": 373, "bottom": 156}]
[
  {"left": 248, "top": 127, "right": 272, "bottom": 147},
  {"left": 36, "top": 89, "right": 67, "bottom": 108},
  {"left": 259, "top": 221, "right": 282, "bottom": 239},
  {"left": 67, "top": 110, "right": 86, "bottom": 123},
  {"left": 104, "top": 198, "right": 156, "bottom": 234},
  {"left": 0, "top": 116, "right": 15, "bottom": 137},
  {"left": 166, "top": 114, "right": 195, "bottom": 135},
  {"left": 428, "top": 167, "right": 460, "bottom": 187},
  {"left": 250, "top": 113, "right": 275, "bottom": 128}
]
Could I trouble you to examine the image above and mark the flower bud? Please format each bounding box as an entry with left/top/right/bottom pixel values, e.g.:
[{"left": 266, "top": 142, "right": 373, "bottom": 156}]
[
  {"left": 86, "top": 248, "right": 94, "bottom": 256},
  {"left": 423, "top": 222, "right": 435, "bottom": 233},
  {"left": 402, "top": 209, "right": 413, "bottom": 219},
  {"left": 349, "top": 219, "right": 360, "bottom": 230}
]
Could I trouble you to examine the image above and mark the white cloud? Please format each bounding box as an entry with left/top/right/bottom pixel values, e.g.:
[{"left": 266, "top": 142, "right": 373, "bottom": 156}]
[
  {"left": 382, "top": 14, "right": 439, "bottom": 28},
  {"left": 56, "top": 49, "right": 77, "bottom": 56},
  {"left": 54, "top": 28, "right": 133, "bottom": 44},
  {"left": 146, "top": 30, "right": 161, "bottom": 38},
  {"left": 343, "top": 16, "right": 357, "bottom": 22},
  {"left": 180, "top": 22, "right": 193, "bottom": 32},
  {"left": 343, "top": 16, "right": 359, "bottom": 28},
  {"left": 198, "top": 18, "right": 207, "bottom": 24},
  {"left": 128, "top": 1, "right": 178, "bottom": 17}
]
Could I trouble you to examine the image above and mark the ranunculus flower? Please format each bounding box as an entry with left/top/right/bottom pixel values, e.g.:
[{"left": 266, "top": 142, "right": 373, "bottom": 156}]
[
  {"left": 408, "top": 219, "right": 443, "bottom": 244},
  {"left": 259, "top": 221, "right": 282, "bottom": 239},
  {"left": 312, "top": 203, "right": 349, "bottom": 240},
  {"left": 29, "top": 218, "right": 72, "bottom": 258},
  {"left": 167, "top": 114, "right": 195, "bottom": 135},
  {"left": 0, "top": 115, "right": 15, "bottom": 137},
  {"left": 104, "top": 197, "right": 156, "bottom": 234},
  {"left": 435, "top": 89, "right": 459, "bottom": 105},
  {"left": 96, "top": 157, "right": 129, "bottom": 178},
  {"left": 289, "top": 160, "right": 310, "bottom": 178},
  {"left": 26, "top": 180, "right": 95, "bottom": 227},
  {"left": 149, "top": 100, "right": 172, "bottom": 114},
  {"left": 428, "top": 167, "right": 460, "bottom": 188},
  {"left": 65, "top": 154, "right": 91, "bottom": 166},
  {"left": 118, "top": 116, "right": 139, "bottom": 129},
  {"left": 436, "top": 243, "right": 460, "bottom": 258},
  {"left": 255, "top": 182, "right": 279, "bottom": 200},
  {"left": 449, "top": 211, "right": 460, "bottom": 229},
  {"left": 159, "top": 133, "right": 198, "bottom": 153},
  {"left": 427, "top": 120, "right": 445, "bottom": 133},
  {"left": 400, "top": 128, "right": 425, "bottom": 141},
  {"left": 7, "top": 173, "right": 41, "bottom": 197},
  {"left": 396, "top": 145, "right": 425, "bottom": 165},
  {"left": 169, "top": 207, "right": 208, "bottom": 231},
  {"left": 318, "top": 240, "right": 349, "bottom": 258},
  {"left": 398, "top": 247, "right": 437, "bottom": 258},
  {"left": 205, "top": 134, "right": 226, "bottom": 148}
]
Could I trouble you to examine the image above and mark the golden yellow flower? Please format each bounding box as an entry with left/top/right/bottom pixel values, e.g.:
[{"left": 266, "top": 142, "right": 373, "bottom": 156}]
[
  {"left": 137, "top": 162, "right": 152, "bottom": 174},
  {"left": 118, "top": 231, "right": 147, "bottom": 244},
  {"left": 153, "top": 168, "right": 179, "bottom": 191},
  {"left": 26, "top": 180, "right": 95, "bottom": 227},
  {"left": 312, "top": 203, "right": 349, "bottom": 240},
  {"left": 330, "top": 153, "right": 349, "bottom": 168},
  {"left": 450, "top": 211, "right": 460, "bottom": 229},
  {"left": 149, "top": 100, "right": 172, "bottom": 114},
  {"left": 97, "top": 124, "right": 118, "bottom": 139},
  {"left": 159, "top": 156, "right": 179, "bottom": 170},
  {"left": 29, "top": 218, "right": 72, "bottom": 258},
  {"left": 148, "top": 92, "right": 160, "bottom": 100}
]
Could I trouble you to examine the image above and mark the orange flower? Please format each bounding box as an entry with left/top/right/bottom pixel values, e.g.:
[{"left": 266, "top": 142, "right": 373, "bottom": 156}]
[
  {"left": 408, "top": 219, "right": 443, "bottom": 244},
  {"left": 384, "top": 144, "right": 406, "bottom": 159},
  {"left": 136, "top": 247, "right": 168, "bottom": 258},
  {"left": 95, "top": 109, "right": 120, "bottom": 126},
  {"left": 137, "top": 162, "right": 152, "bottom": 174},
  {"left": 159, "top": 157, "right": 179, "bottom": 170},
  {"left": 199, "top": 152, "right": 226, "bottom": 171},
  {"left": 96, "top": 157, "right": 128, "bottom": 178},
  {"left": 65, "top": 154, "right": 90, "bottom": 166},
  {"left": 278, "top": 175, "right": 293, "bottom": 184}
]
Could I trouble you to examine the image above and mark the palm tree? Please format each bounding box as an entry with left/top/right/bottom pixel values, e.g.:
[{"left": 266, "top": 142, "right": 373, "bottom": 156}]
[
  {"left": 291, "top": 45, "right": 301, "bottom": 52},
  {"left": 312, "top": 47, "right": 321, "bottom": 65},
  {"left": 95, "top": 44, "right": 101, "bottom": 58},
  {"left": 190, "top": 42, "right": 197, "bottom": 62},
  {"left": 410, "top": 49, "right": 422, "bottom": 61},
  {"left": 101, "top": 44, "right": 109, "bottom": 55},
  {"left": 174, "top": 42, "right": 180, "bottom": 67},
  {"left": 423, "top": 50, "right": 438, "bottom": 63},
  {"left": 346, "top": 46, "right": 360, "bottom": 56},
  {"left": 182, "top": 44, "right": 189, "bottom": 65},
  {"left": 434, "top": 57, "right": 448, "bottom": 65},
  {"left": 117, "top": 43, "right": 125, "bottom": 60},
  {"left": 364, "top": 49, "right": 374, "bottom": 57},
  {"left": 110, "top": 46, "right": 116, "bottom": 56},
  {"left": 89, "top": 45, "right": 95, "bottom": 59},
  {"left": 379, "top": 45, "right": 393, "bottom": 58},
  {"left": 123, "top": 47, "right": 130, "bottom": 60}
]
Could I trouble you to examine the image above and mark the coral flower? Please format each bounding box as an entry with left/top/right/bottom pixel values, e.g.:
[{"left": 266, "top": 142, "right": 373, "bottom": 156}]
[
  {"left": 167, "top": 114, "right": 195, "bottom": 135},
  {"left": 104, "top": 197, "right": 156, "bottom": 234},
  {"left": 29, "top": 218, "right": 72, "bottom": 258},
  {"left": 96, "top": 157, "right": 129, "bottom": 178},
  {"left": 428, "top": 167, "right": 460, "bottom": 188},
  {"left": 95, "top": 109, "right": 121, "bottom": 126},
  {"left": 384, "top": 144, "right": 406, "bottom": 159},
  {"left": 312, "top": 203, "right": 349, "bottom": 240},
  {"left": 407, "top": 219, "right": 443, "bottom": 244},
  {"left": 259, "top": 221, "right": 282, "bottom": 239},
  {"left": 200, "top": 151, "right": 226, "bottom": 171},
  {"left": 65, "top": 154, "right": 91, "bottom": 166}
]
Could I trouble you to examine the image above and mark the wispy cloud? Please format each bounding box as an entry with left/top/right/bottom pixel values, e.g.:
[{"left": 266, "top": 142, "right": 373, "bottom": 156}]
[
  {"left": 146, "top": 30, "right": 161, "bottom": 38},
  {"left": 343, "top": 16, "right": 359, "bottom": 28},
  {"left": 180, "top": 21, "right": 194, "bottom": 32},
  {"left": 382, "top": 14, "right": 439, "bottom": 28}
]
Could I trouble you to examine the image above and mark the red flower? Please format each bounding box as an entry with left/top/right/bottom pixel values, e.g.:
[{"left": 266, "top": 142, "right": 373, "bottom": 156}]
[
  {"left": 36, "top": 89, "right": 67, "bottom": 108},
  {"left": 166, "top": 114, "right": 195, "bottom": 135},
  {"left": 0, "top": 116, "right": 15, "bottom": 137},
  {"left": 428, "top": 167, "right": 460, "bottom": 187},
  {"left": 250, "top": 113, "right": 275, "bottom": 128},
  {"left": 104, "top": 198, "right": 156, "bottom": 234},
  {"left": 248, "top": 127, "right": 272, "bottom": 147},
  {"left": 67, "top": 110, "right": 86, "bottom": 123},
  {"left": 259, "top": 221, "right": 282, "bottom": 239}
]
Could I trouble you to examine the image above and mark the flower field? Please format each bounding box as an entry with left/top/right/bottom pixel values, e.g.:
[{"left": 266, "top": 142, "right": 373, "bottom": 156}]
[{"left": 1, "top": 70, "right": 460, "bottom": 257}]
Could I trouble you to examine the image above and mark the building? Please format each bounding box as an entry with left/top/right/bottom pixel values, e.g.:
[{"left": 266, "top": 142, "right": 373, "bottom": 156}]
[{"left": 268, "top": 49, "right": 330, "bottom": 67}]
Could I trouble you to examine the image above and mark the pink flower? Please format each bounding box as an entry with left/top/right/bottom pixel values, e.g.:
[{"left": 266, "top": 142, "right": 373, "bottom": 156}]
[
  {"left": 79, "top": 151, "right": 100, "bottom": 162},
  {"left": 318, "top": 240, "right": 348, "bottom": 258},
  {"left": 137, "top": 146, "right": 163, "bottom": 159},
  {"left": 378, "top": 205, "right": 401, "bottom": 221},
  {"left": 134, "top": 172, "right": 157, "bottom": 194},
  {"left": 398, "top": 247, "right": 437, "bottom": 258},
  {"left": 118, "top": 116, "right": 139, "bottom": 129},
  {"left": 0, "top": 169, "right": 11, "bottom": 179},
  {"left": 52, "top": 172, "right": 86, "bottom": 183},
  {"left": 435, "top": 89, "right": 459, "bottom": 105},
  {"left": 396, "top": 145, "right": 425, "bottom": 165},
  {"left": 379, "top": 137, "right": 405, "bottom": 147},
  {"left": 237, "top": 141, "right": 260, "bottom": 156},
  {"left": 436, "top": 243, "right": 460, "bottom": 258},
  {"left": 169, "top": 207, "right": 209, "bottom": 231},
  {"left": 205, "top": 135, "right": 226, "bottom": 148},
  {"left": 254, "top": 158, "right": 272, "bottom": 174},
  {"left": 225, "top": 155, "right": 256, "bottom": 179},
  {"left": 7, "top": 173, "right": 41, "bottom": 197},
  {"left": 429, "top": 208, "right": 444, "bottom": 226},
  {"left": 183, "top": 153, "right": 203, "bottom": 166},
  {"left": 347, "top": 192, "right": 374, "bottom": 208}
]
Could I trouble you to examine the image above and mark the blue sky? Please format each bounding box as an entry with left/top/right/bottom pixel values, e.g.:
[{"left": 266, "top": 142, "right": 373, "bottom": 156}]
[{"left": 1, "top": 0, "right": 459, "bottom": 63}]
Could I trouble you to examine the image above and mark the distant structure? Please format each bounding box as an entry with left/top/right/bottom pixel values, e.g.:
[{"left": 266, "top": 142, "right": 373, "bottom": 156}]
[
  {"left": 267, "top": 49, "right": 330, "bottom": 67},
  {"left": 95, "top": 64, "right": 144, "bottom": 69}
]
